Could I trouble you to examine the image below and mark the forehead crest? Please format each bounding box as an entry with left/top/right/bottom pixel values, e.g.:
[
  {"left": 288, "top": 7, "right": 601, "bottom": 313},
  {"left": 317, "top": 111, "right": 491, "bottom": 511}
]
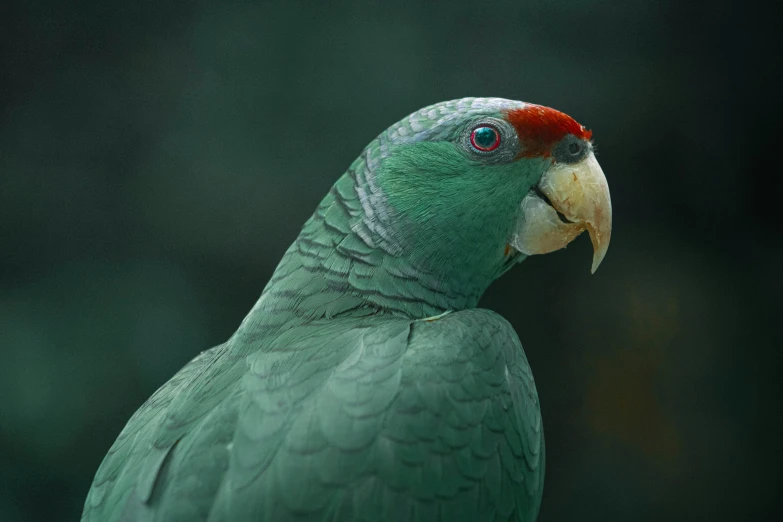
[{"left": 505, "top": 104, "right": 592, "bottom": 158}]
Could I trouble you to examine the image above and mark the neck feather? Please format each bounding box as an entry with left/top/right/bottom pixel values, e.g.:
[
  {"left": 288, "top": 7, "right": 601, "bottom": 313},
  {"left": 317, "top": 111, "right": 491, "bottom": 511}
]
[
  {"left": 238, "top": 128, "right": 524, "bottom": 332},
  {"left": 277, "top": 175, "right": 489, "bottom": 315}
]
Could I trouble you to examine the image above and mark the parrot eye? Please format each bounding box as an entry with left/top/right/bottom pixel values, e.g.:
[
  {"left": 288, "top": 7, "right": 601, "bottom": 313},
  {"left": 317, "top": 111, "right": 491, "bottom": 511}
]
[
  {"left": 459, "top": 117, "right": 518, "bottom": 163},
  {"left": 469, "top": 126, "right": 501, "bottom": 152}
]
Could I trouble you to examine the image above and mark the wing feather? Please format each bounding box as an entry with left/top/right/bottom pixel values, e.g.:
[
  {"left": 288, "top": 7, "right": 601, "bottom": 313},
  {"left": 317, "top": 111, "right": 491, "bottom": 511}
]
[{"left": 84, "top": 310, "right": 544, "bottom": 522}]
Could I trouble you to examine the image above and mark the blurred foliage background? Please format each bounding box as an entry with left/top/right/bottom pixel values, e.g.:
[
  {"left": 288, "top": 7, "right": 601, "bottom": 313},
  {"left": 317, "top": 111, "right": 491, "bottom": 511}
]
[{"left": 1, "top": 0, "right": 781, "bottom": 520}]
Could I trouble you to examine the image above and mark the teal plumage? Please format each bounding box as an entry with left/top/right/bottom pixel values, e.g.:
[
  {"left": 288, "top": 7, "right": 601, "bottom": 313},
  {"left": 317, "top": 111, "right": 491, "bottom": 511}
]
[{"left": 84, "top": 97, "right": 611, "bottom": 521}]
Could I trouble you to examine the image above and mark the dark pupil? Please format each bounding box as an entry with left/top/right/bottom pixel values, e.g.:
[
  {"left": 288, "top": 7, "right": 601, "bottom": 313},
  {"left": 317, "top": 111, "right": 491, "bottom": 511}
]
[
  {"left": 568, "top": 142, "right": 581, "bottom": 154},
  {"left": 474, "top": 127, "right": 497, "bottom": 149}
]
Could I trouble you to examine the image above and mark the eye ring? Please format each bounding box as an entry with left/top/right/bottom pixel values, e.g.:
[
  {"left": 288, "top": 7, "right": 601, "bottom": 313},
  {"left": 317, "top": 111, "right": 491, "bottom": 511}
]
[
  {"left": 469, "top": 126, "right": 501, "bottom": 152},
  {"left": 459, "top": 117, "right": 519, "bottom": 163}
]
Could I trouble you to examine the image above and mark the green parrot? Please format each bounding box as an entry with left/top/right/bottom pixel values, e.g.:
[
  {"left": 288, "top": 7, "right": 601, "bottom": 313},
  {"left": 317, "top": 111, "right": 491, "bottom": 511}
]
[{"left": 83, "top": 97, "right": 612, "bottom": 522}]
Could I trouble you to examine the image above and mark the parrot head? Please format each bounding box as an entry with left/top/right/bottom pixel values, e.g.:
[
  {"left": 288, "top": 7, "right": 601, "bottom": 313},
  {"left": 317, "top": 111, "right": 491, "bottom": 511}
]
[{"left": 357, "top": 97, "right": 611, "bottom": 291}]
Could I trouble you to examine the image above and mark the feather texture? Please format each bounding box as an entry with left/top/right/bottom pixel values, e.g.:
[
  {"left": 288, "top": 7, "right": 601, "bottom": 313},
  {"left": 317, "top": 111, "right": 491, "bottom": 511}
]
[
  {"left": 83, "top": 98, "right": 552, "bottom": 521},
  {"left": 84, "top": 312, "right": 543, "bottom": 522}
]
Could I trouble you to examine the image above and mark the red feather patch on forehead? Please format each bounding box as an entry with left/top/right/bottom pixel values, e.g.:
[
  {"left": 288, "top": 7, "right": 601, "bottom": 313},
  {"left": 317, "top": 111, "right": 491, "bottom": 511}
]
[{"left": 505, "top": 104, "right": 592, "bottom": 158}]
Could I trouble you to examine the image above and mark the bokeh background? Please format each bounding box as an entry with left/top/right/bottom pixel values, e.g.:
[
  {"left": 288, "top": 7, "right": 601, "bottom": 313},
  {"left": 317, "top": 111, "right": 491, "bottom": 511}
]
[{"left": 1, "top": 0, "right": 781, "bottom": 520}]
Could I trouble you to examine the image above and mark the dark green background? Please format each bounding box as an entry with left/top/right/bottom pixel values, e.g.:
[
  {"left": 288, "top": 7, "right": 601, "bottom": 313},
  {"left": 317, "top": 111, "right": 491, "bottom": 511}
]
[{"left": 1, "top": 1, "right": 780, "bottom": 520}]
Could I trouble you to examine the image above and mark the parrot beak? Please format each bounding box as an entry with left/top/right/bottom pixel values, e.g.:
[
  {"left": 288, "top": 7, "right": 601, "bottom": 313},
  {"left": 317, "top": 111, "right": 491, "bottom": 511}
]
[{"left": 510, "top": 152, "right": 612, "bottom": 273}]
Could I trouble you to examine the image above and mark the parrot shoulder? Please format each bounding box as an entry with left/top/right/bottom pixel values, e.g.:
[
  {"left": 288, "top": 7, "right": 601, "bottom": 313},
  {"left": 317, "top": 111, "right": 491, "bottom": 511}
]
[
  {"left": 82, "top": 343, "right": 236, "bottom": 521},
  {"left": 211, "top": 310, "right": 544, "bottom": 521},
  {"left": 84, "top": 310, "right": 544, "bottom": 522}
]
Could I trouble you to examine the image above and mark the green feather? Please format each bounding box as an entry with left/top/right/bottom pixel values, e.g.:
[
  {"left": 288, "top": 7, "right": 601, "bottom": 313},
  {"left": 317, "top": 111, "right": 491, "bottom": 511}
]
[{"left": 83, "top": 98, "right": 547, "bottom": 522}]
